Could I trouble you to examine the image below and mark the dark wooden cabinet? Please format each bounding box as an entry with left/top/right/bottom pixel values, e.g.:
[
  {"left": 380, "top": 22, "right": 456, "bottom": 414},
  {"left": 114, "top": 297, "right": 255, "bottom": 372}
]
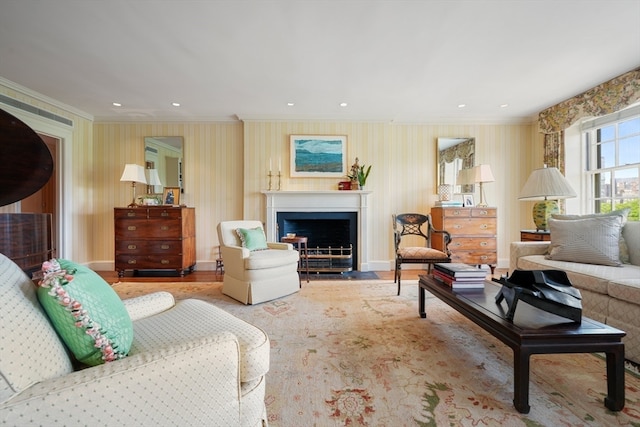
[
  {"left": 431, "top": 206, "right": 497, "bottom": 273},
  {"left": 0, "top": 213, "right": 53, "bottom": 276},
  {"left": 114, "top": 207, "right": 195, "bottom": 277},
  {"left": 520, "top": 230, "right": 551, "bottom": 242}
]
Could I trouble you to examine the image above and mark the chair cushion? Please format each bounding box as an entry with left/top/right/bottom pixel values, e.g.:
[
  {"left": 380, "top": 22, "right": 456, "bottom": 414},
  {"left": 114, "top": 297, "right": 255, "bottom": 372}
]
[
  {"left": 245, "top": 249, "right": 299, "bottom": 270},
  {"left": 398, "top": 247, "right": 449, "bottom": 260},
  {"left": 36, "top": 259, "right": 133, "bottom": 366},
  {"left": 236, "top": 227, "right": 269, "bottom": 251}
]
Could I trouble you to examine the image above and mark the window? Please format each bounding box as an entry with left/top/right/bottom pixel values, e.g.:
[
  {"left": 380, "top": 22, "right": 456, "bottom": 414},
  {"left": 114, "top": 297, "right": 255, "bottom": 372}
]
[{"left": 583, "top": 106, "right": 640, "bottom": 221}]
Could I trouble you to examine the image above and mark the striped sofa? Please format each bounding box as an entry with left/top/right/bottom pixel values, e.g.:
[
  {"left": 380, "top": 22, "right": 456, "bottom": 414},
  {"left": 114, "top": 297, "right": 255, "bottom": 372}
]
[{"left": 510, "top": 221, "right": 640, "bottom": 364}]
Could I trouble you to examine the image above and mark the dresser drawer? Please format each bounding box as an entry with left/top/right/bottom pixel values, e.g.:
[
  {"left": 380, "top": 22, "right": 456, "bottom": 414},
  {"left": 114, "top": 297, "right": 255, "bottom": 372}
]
[
  {"left": 444, "top": 218, "right": 496, "bottom": 235},
  {"left": 440, "top": 208, "right": 471, "bottom": 218},
  {"left": 115, "top": 220, "right": 182, "bottom": 239},
  {"left": 470, "top": 208, "right": 496, "bottom": 218},
  {"left": 147, "top": 208, "right": 183, "bottom": 219},
  {"left": 448, "top": 237, "right": 497, "bottom": 251},
  {"left": 115, "top": 255, "right": 184, "bottom": 269},
  {"left": 115, "top": 240, "right": 184, "bottom": 255},
  {"left": 451, "top": 251, "right": 497, "bottom": 265}
]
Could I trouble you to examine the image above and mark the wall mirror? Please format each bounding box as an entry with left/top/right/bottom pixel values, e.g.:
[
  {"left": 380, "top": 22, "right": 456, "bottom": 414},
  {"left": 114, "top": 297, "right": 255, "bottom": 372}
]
[
  {"left": 437, "top": 137, "right": 475, "bottom": 194},
  {"left": 144, "top": 136, "right": 184, "bottom": 194}
]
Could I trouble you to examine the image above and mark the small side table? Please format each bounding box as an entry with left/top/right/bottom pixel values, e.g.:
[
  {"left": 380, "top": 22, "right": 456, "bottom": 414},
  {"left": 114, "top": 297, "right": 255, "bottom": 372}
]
[
  {"left": 520, "top": 230, "right": 551, "bottom": 242},
  {"left": 281, "top": 236, "right": 309, "bottom": 285}
]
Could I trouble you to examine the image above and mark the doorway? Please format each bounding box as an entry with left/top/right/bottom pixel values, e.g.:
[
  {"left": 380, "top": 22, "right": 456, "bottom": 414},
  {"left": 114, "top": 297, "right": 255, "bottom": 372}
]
[{"left": 21, "top": 133, "right": 59, "bottom": 257}]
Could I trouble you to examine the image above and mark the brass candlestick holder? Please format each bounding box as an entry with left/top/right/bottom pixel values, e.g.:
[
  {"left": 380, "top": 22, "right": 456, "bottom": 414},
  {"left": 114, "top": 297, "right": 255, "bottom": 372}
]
[
  {"left": 268, "top": 171, "right": 273, "bottom": 191},
  {"left": 277, "top": 171, "right": 282, "bottom": 191}
]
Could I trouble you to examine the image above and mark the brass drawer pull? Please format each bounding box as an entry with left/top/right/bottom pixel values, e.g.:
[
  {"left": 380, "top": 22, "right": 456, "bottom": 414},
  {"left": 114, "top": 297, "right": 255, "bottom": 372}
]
[
  {"left": 454, "top": 224, "right": 462, "bottom": 229},
  {"left": 160, "top": 226, "right": 169, "bottom": 231},
  {"left": 161, "top": 211, "right": 169, "bottom": 217},
  {"left": 452, "top": 210, "right": 462, "bottom": 216},
  {"left": 127, "top": 260, "right": 137, "bottom": 265},
  {"left": 479, "top": 210, "right": 488, "bottom": 216},
  {"left": 161, "top": 259, "right": 170, "bottom": 264},
  {"left": 480, "top": 224, "right": 488, "bottom": 229},
  {"left": 480, "top": 242, "right": 487, "bottom": 246},
  {"left": 127, "top": 226, "right": 137, "bottom": 231},
  {"left": 127, "top": 244, "right": 137, "bottom": 250},
  {"left": 480, "top": 255, "right": 488, "bottom": 260},
  {"left": 127, "top": 212, "right": 136, "bottom": 217},
  {"left": 161, "top": 244, "right": 170, "bottom": 250}
]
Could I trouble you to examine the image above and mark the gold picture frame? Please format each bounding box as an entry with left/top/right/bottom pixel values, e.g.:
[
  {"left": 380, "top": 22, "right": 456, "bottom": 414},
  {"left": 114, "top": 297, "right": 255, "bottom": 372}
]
[{"left": 162, "top": 187, "right": 180, "bottom": 205}]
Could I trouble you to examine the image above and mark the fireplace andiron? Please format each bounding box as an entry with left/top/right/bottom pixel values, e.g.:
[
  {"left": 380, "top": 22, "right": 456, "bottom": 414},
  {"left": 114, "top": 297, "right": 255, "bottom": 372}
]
[{"left": 493, "top": 269, "right": 582, "bottom": 323}]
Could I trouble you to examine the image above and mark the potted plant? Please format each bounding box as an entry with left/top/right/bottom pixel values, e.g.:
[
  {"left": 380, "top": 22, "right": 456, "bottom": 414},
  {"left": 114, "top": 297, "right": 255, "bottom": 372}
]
[
  {"left": 347, "top": 158, "right": 371, "bottom": 190},
  {"left": 357, "top": 164, "right": 371, "bottom": 189}
]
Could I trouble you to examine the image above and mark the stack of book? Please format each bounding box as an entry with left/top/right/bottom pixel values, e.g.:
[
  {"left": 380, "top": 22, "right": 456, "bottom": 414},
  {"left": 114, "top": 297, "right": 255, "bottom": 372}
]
[
  {"left": 432, "top": 263, "right": 486, "bottom": 290},
  {"left": 434, "top": 200, "right": 463, "bottom": 207}
]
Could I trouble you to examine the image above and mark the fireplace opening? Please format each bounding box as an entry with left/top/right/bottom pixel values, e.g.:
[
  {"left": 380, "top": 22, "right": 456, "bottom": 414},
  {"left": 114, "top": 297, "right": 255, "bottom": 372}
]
[{"left": 277, "top": 211, "right": 357, "bottom": 272}]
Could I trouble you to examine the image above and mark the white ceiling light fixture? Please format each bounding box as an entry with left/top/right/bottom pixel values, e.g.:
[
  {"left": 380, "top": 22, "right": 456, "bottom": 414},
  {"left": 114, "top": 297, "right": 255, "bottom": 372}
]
[
  {"left": 339, "top": 102, "right": 348, "bottom": 107},
  {"left": 500, "top": 104, "right": 509, "bottom": 108},
  {"left": 458, "top": 104, "right": 466, "bottom": 108},
  {"left": 112, "top": 102, "right": 122, "bottom": 107},
  {"left": 287, "top": 102, "right": 295, "bottom": 107},
  {"left": 171, "top": 102, "right": 180, "bottom": 107}
]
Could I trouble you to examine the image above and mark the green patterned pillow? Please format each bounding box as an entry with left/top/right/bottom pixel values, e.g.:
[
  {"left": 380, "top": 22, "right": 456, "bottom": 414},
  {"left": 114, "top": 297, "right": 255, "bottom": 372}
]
[
  {"left": 36, "top": 259, "right": 133, "bottom": 366},
  {"left": 236, "top": 227, "right": 269, "bottom": 251}
]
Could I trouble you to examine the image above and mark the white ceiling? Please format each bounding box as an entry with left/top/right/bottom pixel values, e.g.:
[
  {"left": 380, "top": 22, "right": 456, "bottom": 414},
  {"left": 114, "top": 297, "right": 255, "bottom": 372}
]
[{"left": 1, "top": 0, "right": 638, "bottom": 123}]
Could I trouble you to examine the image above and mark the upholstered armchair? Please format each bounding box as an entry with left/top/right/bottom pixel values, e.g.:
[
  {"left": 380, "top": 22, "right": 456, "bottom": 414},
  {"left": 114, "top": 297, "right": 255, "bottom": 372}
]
[
  {"left": 217, "top": 220, "right": 300, "bottom": 304},
  {"left": 0, "top": 253, "right": 269, "bottom": 427}
]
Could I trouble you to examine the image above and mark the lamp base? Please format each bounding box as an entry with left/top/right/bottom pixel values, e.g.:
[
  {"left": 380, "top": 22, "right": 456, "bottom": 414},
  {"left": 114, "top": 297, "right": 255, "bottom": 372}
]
[{"left": 532, "top": 200, "right": 559, "bottom": 231}]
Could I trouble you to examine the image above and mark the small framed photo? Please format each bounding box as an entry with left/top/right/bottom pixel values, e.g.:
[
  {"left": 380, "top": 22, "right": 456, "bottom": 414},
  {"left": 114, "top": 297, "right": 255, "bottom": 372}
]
[
  {"left": 463, "top": 194, "right": 474, "bottom": 207},
  {"left": 162, "top": 187, "right": 180, "bottom": 205}
]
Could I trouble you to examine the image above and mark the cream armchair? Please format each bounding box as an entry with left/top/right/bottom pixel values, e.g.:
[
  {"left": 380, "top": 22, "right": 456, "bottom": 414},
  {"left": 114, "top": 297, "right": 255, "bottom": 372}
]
[
  {"left": 217, "top": 220, "right": 300, "bottom": 304},
  {"left": 0, "top": 253, "right": 269, "bottom": 427}
]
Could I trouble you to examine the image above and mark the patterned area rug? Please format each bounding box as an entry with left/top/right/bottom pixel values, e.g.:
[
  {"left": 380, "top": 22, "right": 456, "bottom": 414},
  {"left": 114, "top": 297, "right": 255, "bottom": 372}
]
[{"left": 112, "top": 280, "right": 640, "bottom": 427}]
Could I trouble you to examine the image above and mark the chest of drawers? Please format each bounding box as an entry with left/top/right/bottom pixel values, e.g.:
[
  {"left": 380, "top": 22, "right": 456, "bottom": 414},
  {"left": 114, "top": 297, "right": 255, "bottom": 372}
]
[
  {"left": 430, "top": 206, "right": 497, "bottom": 273},
  {"left": 114, "top": 206, "right": 195, "bottom": 277}
]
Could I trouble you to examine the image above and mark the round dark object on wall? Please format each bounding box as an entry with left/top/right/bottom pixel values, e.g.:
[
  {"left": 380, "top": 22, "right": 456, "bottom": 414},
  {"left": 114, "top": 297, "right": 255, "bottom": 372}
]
[{"left": 0, "top": 108, "right": 54, "bottom": 207}]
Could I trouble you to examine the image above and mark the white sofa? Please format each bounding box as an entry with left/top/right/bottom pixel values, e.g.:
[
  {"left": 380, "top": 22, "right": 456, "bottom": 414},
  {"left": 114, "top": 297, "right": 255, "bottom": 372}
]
[
  {"left": 510, "top": 221, "right": 640, "bottom": 364},
  {"left": 0, "top": 253, "right": 270, "bottom": 426},
  {"left": 217, "top": 220, "right": 300, "bottom": 305}
]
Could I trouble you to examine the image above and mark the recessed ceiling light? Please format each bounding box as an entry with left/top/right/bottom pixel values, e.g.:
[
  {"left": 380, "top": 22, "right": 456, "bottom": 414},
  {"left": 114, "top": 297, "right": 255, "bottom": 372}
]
[
  {"left": 171, "top": 102, "right": 180, "bottom": 107},
  {"left": 339, "top": 102, "right": 348, "bottom": 107},
  {"left": 458, "top": 104, "right": 466, "bottom": 108},
  {"left": 112, "top": 102, "right": 122, "bottom": 107},
  {"left": 287, "top": 102, "right": 295, "bottom": 107},
  {"left": 500, "top": 104, "right": 509, "bottom": 108}
]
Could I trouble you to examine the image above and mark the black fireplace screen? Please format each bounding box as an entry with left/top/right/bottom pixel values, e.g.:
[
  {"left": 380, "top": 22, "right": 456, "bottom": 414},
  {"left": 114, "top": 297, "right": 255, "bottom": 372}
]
[{"left": 277, "top": 211, "right": 357, "bottom": 271}]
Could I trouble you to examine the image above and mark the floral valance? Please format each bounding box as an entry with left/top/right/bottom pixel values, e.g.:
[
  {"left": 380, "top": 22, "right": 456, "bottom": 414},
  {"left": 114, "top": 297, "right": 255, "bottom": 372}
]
[{"left": 538, "top": 68, "right": 640, "bottom": 134}]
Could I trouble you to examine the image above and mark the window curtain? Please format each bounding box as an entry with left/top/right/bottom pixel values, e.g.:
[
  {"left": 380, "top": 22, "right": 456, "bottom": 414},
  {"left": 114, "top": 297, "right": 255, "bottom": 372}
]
[{"left": 538, "top": 67, "right": 640, "bottom": 172}]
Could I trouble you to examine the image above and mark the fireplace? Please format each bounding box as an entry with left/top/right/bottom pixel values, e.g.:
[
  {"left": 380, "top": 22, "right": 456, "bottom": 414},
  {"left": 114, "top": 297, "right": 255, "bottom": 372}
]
[
  {"left": 263, "top": 191, "right": 371, "bottom": 271},
  {"left": 277, "top": 211, "right": 357, "bottom": 272}
]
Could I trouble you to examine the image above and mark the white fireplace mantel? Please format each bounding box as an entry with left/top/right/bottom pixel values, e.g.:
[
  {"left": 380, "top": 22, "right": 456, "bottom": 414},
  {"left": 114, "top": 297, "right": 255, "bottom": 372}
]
[{"left": 262, "top": 191, "right": 372, "bottom": 271}]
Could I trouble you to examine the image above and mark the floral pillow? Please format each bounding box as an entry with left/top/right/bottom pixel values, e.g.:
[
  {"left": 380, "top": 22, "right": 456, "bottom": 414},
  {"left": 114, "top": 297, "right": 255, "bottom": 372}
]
[{"left": 35, "top": 259, "right": 133, "bottom": 366}]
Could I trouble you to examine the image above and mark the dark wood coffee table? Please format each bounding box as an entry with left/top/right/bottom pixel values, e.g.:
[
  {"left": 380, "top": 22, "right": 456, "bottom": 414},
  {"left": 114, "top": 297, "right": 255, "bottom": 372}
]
[{"left": 418, "top": 274, "right": 626, "bottom": 414}]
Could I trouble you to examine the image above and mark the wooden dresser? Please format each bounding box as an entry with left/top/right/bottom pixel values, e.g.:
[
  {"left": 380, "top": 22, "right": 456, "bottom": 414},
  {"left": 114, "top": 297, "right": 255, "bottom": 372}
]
[
  {"left": 114, "top": 206, "right": 196, "bottom": 277},
  {"left": 0, "top": 213, "right": 53, "bottom": 276},
  {"left": 430, "top": 206, "right": 497, "bottom": 273}
]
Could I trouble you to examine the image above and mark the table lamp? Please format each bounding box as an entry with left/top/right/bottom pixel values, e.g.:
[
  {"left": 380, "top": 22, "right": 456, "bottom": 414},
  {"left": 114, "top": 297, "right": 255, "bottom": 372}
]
[
  {"left": 473, "top": 164, "right": 495, "bottom": 207},
  {"left": 518, "top": 165, "right": 576, "bottom": 231},
  {"left": 145, "top": 168, "right": 162, "bottom": 194},
  {"left": 120, "top": 164, "right": 147, "bottom": 207}
]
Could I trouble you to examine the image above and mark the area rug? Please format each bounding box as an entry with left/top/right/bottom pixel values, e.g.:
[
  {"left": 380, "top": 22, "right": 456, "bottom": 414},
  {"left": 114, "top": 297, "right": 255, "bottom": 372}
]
[{"left": 112, "top": 280, "right": 640, "bottom": 427}]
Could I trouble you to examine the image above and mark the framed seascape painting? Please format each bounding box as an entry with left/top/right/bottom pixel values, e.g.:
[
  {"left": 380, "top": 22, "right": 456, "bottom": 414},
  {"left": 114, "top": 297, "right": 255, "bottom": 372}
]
[{"left": 290, "top": 135, "right": 347, "bottom": 178}]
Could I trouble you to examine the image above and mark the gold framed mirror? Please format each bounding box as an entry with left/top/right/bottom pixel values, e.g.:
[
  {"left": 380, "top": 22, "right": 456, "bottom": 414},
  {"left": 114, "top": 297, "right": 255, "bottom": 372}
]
[
  {"left": 144, "top": 136, "right": 184, "bottom": 195},
  {"left": 437, "top": 137, "right": 475, "bottom": 194}
]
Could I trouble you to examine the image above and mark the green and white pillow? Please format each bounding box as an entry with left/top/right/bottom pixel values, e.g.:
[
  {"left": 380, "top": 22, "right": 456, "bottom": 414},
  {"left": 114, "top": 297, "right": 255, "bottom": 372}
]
[
  {"left": 235, "top": 227, "right": 269, "bottom": 251},
  {"left": 36, "top": 259, "right": 133, "bottom": 366}
]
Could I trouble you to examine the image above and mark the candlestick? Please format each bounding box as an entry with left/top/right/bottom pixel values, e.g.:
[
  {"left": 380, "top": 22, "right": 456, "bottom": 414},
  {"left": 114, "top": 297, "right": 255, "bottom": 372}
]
[
  {"left": 277, "top": 171, "right": 281, "bottom": 191},
  {"left": 269, "top": 157, "right": 272, "bottom": 172},
  {"left": 268, "top": 171, "right": 273, "bottom": 191},
  {"left": 278, "top": 158, "right": 281, "bottom": 172}
]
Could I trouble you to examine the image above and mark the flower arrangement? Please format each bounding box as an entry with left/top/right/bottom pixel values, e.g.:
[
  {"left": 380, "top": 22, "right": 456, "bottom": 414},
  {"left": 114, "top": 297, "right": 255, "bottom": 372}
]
[{"left": 347, "top": 157, "right": 372, "bottom": 189}]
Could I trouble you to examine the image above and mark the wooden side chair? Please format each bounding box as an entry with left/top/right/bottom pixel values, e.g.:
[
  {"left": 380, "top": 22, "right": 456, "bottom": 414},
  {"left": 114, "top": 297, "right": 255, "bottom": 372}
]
[{"left": 393, "top": 213, "right": 452, "bottom": 295}]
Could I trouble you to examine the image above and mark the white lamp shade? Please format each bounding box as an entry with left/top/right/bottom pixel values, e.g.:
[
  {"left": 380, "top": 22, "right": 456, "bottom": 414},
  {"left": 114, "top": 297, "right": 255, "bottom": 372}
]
[
  {"left": 145, "top": 168, "right": 162, "bottom": 186},
  {"left": 120, "top": 164, "right": 147, "bottom": 184},
  {"left": 456, "top": 168, "right": 474, "bottom": 186},
  {"left": 519, "top": 166, "right": 576, "bottom": 200},
  {"left": 473, "top": 164, "right": 495, "bottom": 183}
]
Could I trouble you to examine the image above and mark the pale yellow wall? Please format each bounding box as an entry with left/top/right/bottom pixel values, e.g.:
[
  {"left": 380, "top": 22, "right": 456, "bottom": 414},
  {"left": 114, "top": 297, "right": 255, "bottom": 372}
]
[
  {"left": 1, "top": 79, "right": 539, "bottom": 270},
  {"left": 243, "top": 121, "right": 536, "bottom": 269}
]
